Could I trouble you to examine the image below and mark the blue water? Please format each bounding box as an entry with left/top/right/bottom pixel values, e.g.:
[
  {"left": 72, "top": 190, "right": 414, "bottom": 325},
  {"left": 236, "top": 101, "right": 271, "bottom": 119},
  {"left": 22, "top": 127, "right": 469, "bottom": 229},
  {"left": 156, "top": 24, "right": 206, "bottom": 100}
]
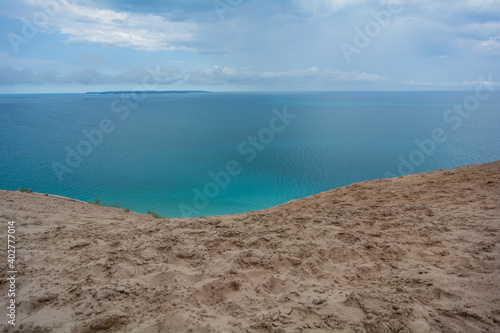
[{"left": 1, "top": 92, "right": 499, "bottom": 217}]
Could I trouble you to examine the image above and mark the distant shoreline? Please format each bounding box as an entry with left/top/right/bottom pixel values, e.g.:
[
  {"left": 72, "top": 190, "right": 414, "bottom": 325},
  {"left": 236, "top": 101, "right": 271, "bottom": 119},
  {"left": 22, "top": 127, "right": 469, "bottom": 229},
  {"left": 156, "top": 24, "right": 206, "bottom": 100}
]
[{"left": 85, "top": 90, "right": 210, "bottom": 95}]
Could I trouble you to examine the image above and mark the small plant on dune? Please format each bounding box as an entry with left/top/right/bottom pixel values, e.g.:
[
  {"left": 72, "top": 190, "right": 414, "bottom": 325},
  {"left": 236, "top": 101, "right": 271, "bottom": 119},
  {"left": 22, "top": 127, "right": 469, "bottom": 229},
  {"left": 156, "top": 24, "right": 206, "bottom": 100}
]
[
  {"left": 124, "top": 207, "right": 130, "bottom": 213},
  {"left": 18, "top": 186, "right": 32, "bottom": 193},
  {"left": 89, "top": 198, "right": 105, "bottom": 206},
  {"left": 112, "top": 202, "right": 121, "bottom": 209},
  {"left": 147, "top": 210, "right": 162, "bottom": 219}
]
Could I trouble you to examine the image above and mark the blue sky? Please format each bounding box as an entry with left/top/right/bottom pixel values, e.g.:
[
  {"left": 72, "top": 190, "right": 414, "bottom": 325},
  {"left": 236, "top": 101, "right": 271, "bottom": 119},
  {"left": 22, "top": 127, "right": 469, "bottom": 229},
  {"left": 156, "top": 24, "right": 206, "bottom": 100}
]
[{"left": 0, "top": 0, "right": 499, "bottom": 93}]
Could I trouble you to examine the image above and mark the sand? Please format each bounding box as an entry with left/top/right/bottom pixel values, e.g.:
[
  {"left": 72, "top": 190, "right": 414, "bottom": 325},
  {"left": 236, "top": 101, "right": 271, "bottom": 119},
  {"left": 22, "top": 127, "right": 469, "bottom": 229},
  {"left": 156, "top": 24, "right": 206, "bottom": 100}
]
[{"left": 1, "top": 161, "right": 499, "bottom": 332}]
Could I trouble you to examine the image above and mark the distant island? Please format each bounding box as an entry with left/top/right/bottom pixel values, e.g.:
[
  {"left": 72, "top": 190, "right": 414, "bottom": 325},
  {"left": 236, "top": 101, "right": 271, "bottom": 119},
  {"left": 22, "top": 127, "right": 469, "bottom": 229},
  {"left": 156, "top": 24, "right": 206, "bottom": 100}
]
[{"left": 86, "top": 90, "right": 210, "bottom": 95}]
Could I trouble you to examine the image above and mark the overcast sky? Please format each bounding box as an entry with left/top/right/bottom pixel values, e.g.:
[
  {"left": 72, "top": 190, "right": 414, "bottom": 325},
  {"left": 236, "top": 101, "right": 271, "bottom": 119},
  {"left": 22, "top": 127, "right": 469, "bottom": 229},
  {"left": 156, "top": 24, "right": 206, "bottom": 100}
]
[{"left": 0, "top": 0, "right": 499, "bottom": 93}]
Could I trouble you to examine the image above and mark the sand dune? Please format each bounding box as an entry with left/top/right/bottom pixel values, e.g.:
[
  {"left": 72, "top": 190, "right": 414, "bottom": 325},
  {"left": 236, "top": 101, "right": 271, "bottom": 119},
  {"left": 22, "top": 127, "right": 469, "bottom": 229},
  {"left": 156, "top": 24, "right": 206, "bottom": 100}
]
[{"left": 1, "top": 161, "right": 499, "bottom": 332}]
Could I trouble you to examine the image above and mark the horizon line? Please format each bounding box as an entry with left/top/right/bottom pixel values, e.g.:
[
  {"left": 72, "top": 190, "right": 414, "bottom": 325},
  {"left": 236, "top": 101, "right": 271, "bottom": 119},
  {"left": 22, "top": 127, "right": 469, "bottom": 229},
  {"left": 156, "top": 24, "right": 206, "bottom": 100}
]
[{"left": 0, "top": 89, "right": 493, "bottom": 95}]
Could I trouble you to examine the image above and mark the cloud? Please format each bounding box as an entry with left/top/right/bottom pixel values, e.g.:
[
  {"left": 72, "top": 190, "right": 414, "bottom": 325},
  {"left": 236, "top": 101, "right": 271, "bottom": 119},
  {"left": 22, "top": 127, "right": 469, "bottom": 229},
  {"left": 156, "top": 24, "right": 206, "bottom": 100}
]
[
  {"left": 179, "top": 66, "right": 386, "bottom": 86},
  {"left": 402, "top": 78, "right": 500, "bottom": 88},
  {"left": 453, "top": 21, "right": 500, "bottom": 56},
  {"left": 16, "top": 0, "right": 198, "bottom": 52},
  {"left": 292, "top": 0, "right": 368, "bottom": 18},
  {"left": 0, "top": 65, "right": 182, "bottom": 85},
  {"left": 259, "top": 67, "right": 385, "bottom": 83},
  {"left": 479, "top": 35, "right": 500, "bottom": 55},
  {"left": 0, "top": 52, "right": 59, "bottom": 67},
  {"left": 0, "top": 64, "right": 385, "bottom": 87},
  {"left": 1, "top": 0, "right": 498, "bottom": 92},
  {"left": 78, "top": 53, "right": 108, "bottom": 65},
  {"left": 291, "top": 0, "right": 409, "bottom": 19},
  {"left": 462, "top": 0, "right": 500, "bottom": 11}
]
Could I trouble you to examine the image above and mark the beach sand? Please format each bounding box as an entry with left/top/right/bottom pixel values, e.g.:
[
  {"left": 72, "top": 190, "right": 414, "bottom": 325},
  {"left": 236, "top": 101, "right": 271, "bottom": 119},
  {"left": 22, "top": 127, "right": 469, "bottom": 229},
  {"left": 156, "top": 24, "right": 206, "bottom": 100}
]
[{"left": 1, "top": 161, "right": 499, "bottom": 332}]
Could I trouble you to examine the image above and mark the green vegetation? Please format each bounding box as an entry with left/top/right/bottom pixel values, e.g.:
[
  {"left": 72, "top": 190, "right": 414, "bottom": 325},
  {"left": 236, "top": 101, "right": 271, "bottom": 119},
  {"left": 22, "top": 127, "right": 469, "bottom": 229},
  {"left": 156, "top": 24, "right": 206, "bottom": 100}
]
[
  {"left": 89, "top": 198, "right": 105, "bottom": 206},
  {"left": 147, "top": 210, "right": 162, "bottom": 219},
  {"left": 87, "top": 199, "right": 156, "bottom": 217},
  {"left": 89, "top": 198, "right": 133, "bottom": 213},
  {"left": 18, "top": 186, "right": 32, "bottom": 193}
]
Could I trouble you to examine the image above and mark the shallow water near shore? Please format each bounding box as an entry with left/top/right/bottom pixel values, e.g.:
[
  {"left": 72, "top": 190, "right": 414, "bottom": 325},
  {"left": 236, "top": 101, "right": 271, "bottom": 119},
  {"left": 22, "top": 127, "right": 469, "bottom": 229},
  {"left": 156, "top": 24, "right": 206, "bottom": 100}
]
[{"left": 1, "top": 91, "right": 499, "bottom": 217}]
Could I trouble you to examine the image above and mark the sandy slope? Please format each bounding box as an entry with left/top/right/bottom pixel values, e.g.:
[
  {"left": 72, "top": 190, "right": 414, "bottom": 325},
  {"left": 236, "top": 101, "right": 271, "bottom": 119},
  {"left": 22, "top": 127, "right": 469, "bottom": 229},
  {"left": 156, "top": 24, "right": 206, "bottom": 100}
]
[{"left": 0, "top": 161, "right": 499, "bottom": 332}]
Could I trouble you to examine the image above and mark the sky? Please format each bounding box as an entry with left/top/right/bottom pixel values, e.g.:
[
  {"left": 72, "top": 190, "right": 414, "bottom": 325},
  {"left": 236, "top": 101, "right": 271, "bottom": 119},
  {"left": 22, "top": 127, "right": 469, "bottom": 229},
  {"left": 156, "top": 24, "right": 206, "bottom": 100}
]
[{"left": 0, "top": 0, "right": 499, "bottom": 93}]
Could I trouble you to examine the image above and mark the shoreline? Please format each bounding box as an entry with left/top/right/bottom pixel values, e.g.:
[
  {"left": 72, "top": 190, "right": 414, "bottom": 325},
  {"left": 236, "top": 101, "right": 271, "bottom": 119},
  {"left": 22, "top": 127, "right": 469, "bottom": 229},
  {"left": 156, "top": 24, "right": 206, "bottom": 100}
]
[
  {"left": 45, "top": 193, "right": 88, "bottom": 203},
  {"left": 2, "top": 160, "right": 499, "bottom": 218},
  {"left": 0, "top": 161, "right": 499, "bottom": 332}
]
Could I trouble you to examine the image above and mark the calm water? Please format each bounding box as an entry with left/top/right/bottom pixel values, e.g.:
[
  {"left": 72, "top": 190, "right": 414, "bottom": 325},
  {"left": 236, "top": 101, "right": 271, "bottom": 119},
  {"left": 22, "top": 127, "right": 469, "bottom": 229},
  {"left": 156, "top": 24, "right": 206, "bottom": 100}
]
[{"left": 1, "top": 92, "right": 499, "bottom": 217}]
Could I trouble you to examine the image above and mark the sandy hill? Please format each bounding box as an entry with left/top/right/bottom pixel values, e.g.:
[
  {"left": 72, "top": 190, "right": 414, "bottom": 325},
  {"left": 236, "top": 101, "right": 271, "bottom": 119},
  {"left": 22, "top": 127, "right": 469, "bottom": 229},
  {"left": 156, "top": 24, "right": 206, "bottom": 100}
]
[{"left": 1, "top": 161, "right": 499, "bottom": 332}]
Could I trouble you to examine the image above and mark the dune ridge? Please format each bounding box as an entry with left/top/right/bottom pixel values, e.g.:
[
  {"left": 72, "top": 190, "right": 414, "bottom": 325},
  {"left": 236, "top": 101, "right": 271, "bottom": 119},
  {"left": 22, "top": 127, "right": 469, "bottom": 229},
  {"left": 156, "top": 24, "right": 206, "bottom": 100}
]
[{"left": 1, "top": 161, "right": 499, "bottom": 332}]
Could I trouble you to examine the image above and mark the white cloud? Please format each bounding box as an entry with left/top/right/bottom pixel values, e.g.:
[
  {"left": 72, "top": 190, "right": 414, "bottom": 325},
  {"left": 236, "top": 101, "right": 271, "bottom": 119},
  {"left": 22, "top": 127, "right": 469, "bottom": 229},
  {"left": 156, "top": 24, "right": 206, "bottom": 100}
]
[
  {"left": 445, "top": 22, "right": 500, "bottom": 58},
  {"left": 184, "top": 66, "right": 386, "bottom": 85},
  {"left": 401, "top": 80, "right": 434, "bottom": 87},
  {"left": 402, "top": 78, "right": 500, "bottom": 87},
  {"left": 19, "top": 0, "right": 197, "bottom": 51},
  {"left": 0, "top": 64, "right": 183, "bottom": 85},
  {"left": 459, "top": 21, "right": 500, "bottom": 39},
  {"left": 291, "top": 0, "right": 409, "bottom": 18},
  {"left": 260, "top": 67, "right": 385, "bottom": 83},
  {"left": 0, "top": 63, "right": 386, "bottom": 87},
  {"left": 479, "top": 35, "right": 500, "bottom": 54},
  {"left": 292, "top": 0, "right": 368, "bottom": 18},
  {"left": 463, "top": 0, "right": 500, "bottom": 11}
]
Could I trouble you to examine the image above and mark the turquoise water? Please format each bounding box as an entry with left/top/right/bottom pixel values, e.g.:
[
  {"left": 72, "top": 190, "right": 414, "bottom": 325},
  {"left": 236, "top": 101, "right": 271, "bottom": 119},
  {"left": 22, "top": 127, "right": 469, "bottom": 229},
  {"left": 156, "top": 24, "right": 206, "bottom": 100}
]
[{"left": 1, "top": 92, "right": 499, "bottom": 217}]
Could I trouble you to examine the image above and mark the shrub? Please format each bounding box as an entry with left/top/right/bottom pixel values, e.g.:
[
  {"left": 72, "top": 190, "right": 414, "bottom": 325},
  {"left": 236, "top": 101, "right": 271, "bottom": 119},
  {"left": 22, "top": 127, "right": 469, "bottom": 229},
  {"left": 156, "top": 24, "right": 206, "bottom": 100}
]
[
  {"left": 147, "top": 210, "right": 162, "bottom": 219},
  {"left": 90, "top": 198, "right": 105, "bottom": 206},
  {"left": 18, "top": 186, "right": 32, "bottom": 193}
]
